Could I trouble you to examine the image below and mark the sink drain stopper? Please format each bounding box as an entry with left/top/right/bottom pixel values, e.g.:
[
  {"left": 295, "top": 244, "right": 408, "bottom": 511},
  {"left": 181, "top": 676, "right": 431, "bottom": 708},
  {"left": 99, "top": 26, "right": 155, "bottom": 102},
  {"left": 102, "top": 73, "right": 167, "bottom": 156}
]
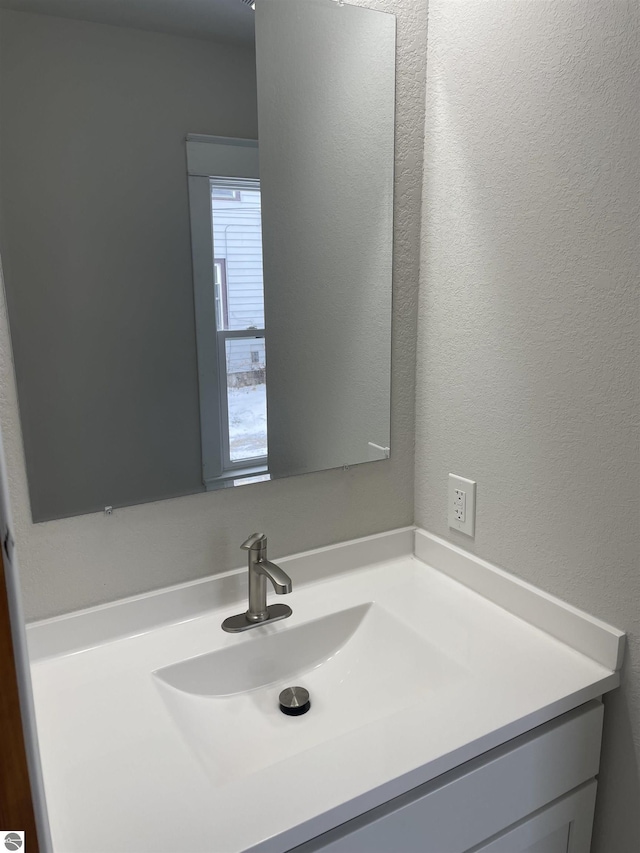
[{"left": 279, "top": 686, "right": 311, "bottom": 716}]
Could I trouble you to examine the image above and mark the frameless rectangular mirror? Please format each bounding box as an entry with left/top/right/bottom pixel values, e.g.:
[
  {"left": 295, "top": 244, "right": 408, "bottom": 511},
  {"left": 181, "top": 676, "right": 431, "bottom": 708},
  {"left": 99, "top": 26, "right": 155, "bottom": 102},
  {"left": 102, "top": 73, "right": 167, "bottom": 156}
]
[{"left": 0, "top": 0, "right": 395, "bottom": 521}]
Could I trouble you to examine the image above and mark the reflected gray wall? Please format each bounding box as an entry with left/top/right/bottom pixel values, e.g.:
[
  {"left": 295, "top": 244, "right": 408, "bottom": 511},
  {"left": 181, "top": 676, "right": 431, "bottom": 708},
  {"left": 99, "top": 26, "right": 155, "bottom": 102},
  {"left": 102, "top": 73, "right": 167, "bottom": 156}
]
[
  {"left": 256, "top": 0, "right": 393, "bottom": 478},
  {"left": 0, "top": 10, "right": 258, "bottom": 520}
]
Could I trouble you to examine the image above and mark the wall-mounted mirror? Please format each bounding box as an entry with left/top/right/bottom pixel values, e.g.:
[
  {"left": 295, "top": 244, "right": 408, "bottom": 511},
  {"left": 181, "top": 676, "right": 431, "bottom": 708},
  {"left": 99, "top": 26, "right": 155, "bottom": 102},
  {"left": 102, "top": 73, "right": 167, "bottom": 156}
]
[{"left": 0, "top": 0, "right": 395, "bottom": 521}]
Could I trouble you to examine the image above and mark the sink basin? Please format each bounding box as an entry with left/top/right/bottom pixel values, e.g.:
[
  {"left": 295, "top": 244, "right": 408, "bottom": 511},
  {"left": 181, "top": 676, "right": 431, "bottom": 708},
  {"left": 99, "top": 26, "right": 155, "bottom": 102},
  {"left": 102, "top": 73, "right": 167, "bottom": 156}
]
[
  {"left": 153, "top": 602, "right": 460, "bottom": 785},
  {"left": 156, "top": 603, "right": 372, "bottom": 697}
]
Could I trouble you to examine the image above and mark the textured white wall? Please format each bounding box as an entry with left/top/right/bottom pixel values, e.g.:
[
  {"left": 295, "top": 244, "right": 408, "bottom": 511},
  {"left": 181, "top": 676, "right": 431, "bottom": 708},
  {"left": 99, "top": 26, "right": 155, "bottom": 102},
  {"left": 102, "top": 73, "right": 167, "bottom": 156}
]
[
  {"left": 416, "top": 2, "right": 639, "bottom": 851},
  {"left": 0, "top": 0, "right": 427, "bottom": 620}
]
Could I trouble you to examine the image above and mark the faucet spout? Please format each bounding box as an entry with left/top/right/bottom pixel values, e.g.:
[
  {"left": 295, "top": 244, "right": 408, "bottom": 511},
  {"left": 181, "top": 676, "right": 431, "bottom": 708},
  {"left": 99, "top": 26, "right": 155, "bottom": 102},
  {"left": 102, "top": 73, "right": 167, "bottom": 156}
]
[{"left": 256, "top": 559, "right": 292, "bottom": 595}]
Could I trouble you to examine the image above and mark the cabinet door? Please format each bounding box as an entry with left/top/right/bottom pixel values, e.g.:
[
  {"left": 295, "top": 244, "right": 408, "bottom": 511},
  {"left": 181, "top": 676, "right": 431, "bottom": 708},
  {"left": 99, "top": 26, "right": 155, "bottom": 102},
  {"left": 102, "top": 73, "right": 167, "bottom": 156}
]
[{"left": 469, "top": 780, "right": 597, "bottom": 853}]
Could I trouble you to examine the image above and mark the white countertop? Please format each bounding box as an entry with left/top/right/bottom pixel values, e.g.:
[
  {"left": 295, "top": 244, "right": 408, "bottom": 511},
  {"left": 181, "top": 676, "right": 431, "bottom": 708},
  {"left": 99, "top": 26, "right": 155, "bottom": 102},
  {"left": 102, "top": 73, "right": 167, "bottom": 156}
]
[{"left": 28, "top": 529, "right": 622, "bottom": 853}]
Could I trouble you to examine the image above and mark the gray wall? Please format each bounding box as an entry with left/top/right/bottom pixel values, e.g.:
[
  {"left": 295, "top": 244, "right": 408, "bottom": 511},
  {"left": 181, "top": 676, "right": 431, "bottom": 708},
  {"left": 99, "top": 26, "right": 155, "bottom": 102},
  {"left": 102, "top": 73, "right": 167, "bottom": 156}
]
[
  {"left": 0, "top": 0, "right": 426, "bottom": 618},
  {"left": 415, "top": 2, "right": 639, "bottom": 851},
  {"left": 0, "top": 10, "right": 258, "bottom": 519}
]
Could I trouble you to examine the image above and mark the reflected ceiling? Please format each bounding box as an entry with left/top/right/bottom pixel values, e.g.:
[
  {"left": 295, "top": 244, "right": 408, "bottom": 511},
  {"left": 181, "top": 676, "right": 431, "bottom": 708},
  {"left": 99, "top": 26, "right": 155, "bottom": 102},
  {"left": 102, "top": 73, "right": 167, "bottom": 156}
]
[{"left": 0, "top": 0, "right": 255, "bottom": 45}]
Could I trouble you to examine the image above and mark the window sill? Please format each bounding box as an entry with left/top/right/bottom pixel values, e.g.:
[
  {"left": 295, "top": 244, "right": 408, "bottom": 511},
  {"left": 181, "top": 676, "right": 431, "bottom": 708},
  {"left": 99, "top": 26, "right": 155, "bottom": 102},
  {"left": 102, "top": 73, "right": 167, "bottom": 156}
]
[{"left": 204, "top": 465, "right": 269, "bottom": 491}]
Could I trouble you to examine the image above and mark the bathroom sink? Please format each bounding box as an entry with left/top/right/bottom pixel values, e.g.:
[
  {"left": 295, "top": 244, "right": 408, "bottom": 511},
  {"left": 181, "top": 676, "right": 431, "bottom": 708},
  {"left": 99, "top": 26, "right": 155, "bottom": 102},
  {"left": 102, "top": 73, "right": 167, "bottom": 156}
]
[
  {"left": 155, "top": 603, "right": 372, "bottom": 697},
  {"left": 153, "top": 602, "right": 458, "bottom": 785}
]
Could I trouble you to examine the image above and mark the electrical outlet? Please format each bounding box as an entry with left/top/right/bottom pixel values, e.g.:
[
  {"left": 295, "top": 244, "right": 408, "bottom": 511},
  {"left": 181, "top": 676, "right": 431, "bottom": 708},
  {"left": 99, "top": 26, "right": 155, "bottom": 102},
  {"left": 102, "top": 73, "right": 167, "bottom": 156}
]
[
  {"left": 449, "top": 474, "right": 476, "bottom": 536},
  {"left": 453, "top": 488, "right": 465, "bottom": 522}
]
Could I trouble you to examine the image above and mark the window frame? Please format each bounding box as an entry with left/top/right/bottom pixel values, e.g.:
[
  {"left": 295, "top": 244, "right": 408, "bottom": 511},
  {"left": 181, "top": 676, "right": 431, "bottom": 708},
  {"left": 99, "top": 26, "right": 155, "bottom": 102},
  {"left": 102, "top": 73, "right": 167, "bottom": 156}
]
[
  {"left": 217, "top": 328, "right": 267, "bottom": 473},
  {"left": 186, "top": 135, "right": 268, "bottom": 489},
  {"left": 212, "top": 187, "right": 242, "bottom": 202}
]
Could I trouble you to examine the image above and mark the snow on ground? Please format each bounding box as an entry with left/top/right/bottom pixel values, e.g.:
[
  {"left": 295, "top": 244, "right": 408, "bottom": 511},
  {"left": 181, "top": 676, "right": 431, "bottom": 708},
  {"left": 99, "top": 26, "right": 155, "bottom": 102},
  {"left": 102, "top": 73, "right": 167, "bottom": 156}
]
[{"left": 227, "top": 383, "right": 268, "bottom": 460}]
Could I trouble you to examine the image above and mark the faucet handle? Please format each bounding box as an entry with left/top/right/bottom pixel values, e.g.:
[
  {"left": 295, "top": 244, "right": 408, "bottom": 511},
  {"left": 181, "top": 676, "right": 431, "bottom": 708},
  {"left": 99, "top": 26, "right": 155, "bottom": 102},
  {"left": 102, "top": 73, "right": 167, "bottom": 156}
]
[{"left": 241, "top": 533, "right": 267, "bottom": 551}]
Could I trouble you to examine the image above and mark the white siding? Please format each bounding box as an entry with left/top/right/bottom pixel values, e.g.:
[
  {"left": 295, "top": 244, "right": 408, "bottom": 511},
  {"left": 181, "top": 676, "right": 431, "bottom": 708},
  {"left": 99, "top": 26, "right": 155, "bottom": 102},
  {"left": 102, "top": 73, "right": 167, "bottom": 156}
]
[{"left": 212, "top": 189, "right": 265, "bottom": 378}]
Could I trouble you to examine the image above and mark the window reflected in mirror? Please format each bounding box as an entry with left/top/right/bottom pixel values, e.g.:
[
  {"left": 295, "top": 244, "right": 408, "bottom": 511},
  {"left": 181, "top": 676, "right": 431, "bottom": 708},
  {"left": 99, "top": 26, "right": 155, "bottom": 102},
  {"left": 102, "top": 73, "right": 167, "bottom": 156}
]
[{"left": 211, "top": 179, "right": 268, "bottom": 470}]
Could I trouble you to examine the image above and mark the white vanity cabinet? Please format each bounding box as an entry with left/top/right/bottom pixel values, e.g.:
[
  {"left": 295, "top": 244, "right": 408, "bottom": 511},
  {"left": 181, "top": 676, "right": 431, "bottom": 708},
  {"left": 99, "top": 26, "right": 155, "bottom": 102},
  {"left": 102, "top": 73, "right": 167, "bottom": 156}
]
[{"left": 292, "top": 701, "right": 603, "bottom": 853}]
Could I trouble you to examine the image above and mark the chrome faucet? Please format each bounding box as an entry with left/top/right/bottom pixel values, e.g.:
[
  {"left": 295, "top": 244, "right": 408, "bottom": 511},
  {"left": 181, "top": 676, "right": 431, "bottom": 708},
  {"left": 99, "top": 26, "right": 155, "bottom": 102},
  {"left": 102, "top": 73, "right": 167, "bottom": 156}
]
[{"left": 221, "top": 533, "right": 293, "bottom": 633}]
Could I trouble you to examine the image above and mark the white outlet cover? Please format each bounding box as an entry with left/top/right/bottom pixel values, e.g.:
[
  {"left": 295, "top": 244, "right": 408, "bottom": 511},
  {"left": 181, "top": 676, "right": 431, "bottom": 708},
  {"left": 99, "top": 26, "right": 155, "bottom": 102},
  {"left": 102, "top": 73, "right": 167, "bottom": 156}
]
[{"left": 448, "top": 474, "right": 476, "bottom": 536}]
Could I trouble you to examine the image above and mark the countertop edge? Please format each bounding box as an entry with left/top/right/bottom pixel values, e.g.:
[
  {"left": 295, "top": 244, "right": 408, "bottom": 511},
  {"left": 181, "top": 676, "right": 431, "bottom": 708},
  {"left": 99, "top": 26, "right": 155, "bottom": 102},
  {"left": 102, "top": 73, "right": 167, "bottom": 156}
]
[{"left": 248, "top": 683, "right": 618, "bottom": 853}]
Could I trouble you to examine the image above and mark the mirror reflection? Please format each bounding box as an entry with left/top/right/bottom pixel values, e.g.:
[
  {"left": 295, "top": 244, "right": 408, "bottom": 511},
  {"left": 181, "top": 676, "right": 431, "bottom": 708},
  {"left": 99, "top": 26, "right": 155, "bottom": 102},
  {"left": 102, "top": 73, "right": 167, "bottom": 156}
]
[{"left": 0, "top": 0, "right": 394, "bottom": 521}]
